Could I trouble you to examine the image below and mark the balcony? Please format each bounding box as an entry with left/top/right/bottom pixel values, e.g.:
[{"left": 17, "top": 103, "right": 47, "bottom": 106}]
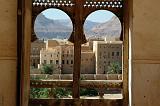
[{"left": 29, "top": 79, "right": 123, "bottom": 106}]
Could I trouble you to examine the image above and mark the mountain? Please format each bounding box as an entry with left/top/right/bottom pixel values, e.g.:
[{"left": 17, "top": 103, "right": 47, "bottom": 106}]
[
  {"left": 84, "top": 21, "right": 100, "bottom": 31},
  {"left": 34, "top": 13, "right": 121, "bottom": 40},
  {"left": 89, "top": 16, "right": 121, "bottom": 38},
  {"left": 34, "top": 14, "right": 72, "bottom": 39}
]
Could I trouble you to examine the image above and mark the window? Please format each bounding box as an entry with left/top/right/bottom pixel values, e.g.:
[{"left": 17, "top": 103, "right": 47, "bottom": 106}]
[
  {"left": 62, "top": 60, "right": 65, "bottom": 64},
  {"left": 19, "top": 0, "right": 130, "bottom": 105},
  {"left": 117, "top": 52, "right": 120, "bottom": 56},
  {"left": 112, "top": 52, "right": 114, "bottom": 56},
  {"left": 50, "top": 60, "right": 53, "bottom": 64},
  {"left": 56, "top": 60, "right": 59, "bottom": 64},
  {"left": 67, "top": 60, "right": 69, "bottom": 64},
  {"left": 71, "top": 60, "right": 73, "bottom": 64}
]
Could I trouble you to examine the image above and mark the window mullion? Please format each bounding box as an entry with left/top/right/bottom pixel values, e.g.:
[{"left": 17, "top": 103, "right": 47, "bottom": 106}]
[{"left": 72, "top": 0, "right": 84, "bottom": 98}]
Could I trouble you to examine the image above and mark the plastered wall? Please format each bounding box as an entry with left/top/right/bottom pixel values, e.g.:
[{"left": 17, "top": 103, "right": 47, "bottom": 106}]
[
  {"left": 0, "top": 0, "right": 17, "bottom": 106},
  {"left": 132, "top": 0, "right": 160, "bottom": 106},
  {"left": 0, "top": 0, "right": 160, "bottom": 106}
]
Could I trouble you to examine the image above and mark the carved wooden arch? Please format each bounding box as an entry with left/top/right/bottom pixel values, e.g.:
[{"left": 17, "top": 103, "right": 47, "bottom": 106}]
[
  {"left": 17, "top": 0, "right": 130, "bottom": 106},
  {"left": 32, "top": 0, "right": 123, "bottom": 43},
  {"left": 32, "top": 6, "right": 75, "bottom": 42},
  {"left": 31, "top": 0, "right": 126, "bottom": 100},
  {"left": 82, "top": 8, "right": 123, "bottom": 41}
]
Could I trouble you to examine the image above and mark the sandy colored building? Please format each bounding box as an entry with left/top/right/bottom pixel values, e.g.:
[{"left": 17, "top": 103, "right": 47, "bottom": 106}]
[
  {"left": 30, "top": 39, "right": 46, "bottom": 68},
  {"left": 40, "top": 39, "right": 122, "bottom": 74},
  {"left": 93, "top": 41, "right": 122, "bottom": 74},
  {"left": 39, "top": 40, "right": 95, "bottom": 74}
]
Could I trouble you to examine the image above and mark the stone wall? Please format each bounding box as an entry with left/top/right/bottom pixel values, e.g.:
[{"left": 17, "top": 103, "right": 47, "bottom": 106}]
[{"left": 0, "top": 0, "right": 17, "bottom": 106}]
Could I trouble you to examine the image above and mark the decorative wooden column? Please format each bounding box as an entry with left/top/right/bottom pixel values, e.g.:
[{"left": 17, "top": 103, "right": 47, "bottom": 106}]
[{"left": 72, "top": 0, "right": 84, "bottom": 98}]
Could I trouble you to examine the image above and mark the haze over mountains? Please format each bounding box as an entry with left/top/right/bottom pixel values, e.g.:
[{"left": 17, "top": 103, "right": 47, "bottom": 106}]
[{"left": 34, "top": 13, "right": 121, "bottom": 40}]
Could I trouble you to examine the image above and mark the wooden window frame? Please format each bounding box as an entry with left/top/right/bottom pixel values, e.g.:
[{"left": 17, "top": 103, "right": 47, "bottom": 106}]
[{"left": 17, "top": 0, "right": 132, "bottom": 106}]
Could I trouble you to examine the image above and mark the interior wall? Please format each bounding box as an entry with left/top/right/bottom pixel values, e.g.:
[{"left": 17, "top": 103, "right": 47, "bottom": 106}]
[
  {"left": 0, "top": 0, "right": 160, "bottom": 106},
  {"left": 132, "top": 0, "right": 160, "bottom": 106},
  {"left": 0, "top": 0, "right": 17, "bottom": 106}
]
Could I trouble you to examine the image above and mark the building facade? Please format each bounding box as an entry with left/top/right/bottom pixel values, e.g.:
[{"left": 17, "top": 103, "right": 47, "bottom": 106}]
[
  {"left": 30, "top": 39, "right": 46, "bottom": 68},
  {"left": 93, "top": 41, "right": 122, "bottom": 74},
  {"left": 39, "top": 40, "right": 95, "bottom": 74},
  {"left": 39, "top": 39, "right": 122, "bottom": 74}
]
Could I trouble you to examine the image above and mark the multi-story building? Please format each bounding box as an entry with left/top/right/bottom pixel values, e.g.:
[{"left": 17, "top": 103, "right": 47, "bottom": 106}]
[
  {"left": 39, "top": 40, "right": 95, "bottom": 74},
  {"left": 39, "top": 39, "right": 122, "bottom": 74},
  {"left": 30, "top": 39, "right": 46, "bottom": 68},
  {"left": 93, "top": 41, "right": 122, "bottom": 74}
]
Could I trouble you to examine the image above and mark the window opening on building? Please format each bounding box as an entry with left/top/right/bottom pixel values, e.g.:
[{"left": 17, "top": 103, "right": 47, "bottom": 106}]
[
  {"left": 67, "top": 60, "right": 69, "bottom": 64},
  {"left": 28, "top": 0, "right": 128, "bottom": 105},
  {"left": 30, "top": 8, "right": 74, "bottom": 101},
  {"left": 50, "top": 60, "right": 53, "bottom": 64},
  {"left": 62, "top": 60, "right": 65, "bottom": 64}
]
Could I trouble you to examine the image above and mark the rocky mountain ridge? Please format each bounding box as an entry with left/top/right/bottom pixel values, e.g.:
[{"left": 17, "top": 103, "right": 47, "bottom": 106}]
[{"left": 34, "top": 14, "right": 121, "bottom": 40}]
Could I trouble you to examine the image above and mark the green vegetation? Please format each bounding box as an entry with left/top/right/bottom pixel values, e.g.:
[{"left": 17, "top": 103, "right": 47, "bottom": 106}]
[
  {"left": 30, "top": 75, "right": 98, "bottom": 98},
  {"left": 107, "top": 62, "right": 122, "bottom": 74},
  {"left": 80, "top": 88, "right": 98, "bottom": 96},
  {"left": 30, "top": 88, "right": 72, "bottom": 99},
  {"left": 30, "top": 87, "right": 98, "bottom": 98},
  {"left": 41, "top": 64, "right": 55, "bottom": 75},
  {"left": 80, "top": 75, "right": 98, "bottom": 96},
  {"left": 30, "top": 88, "right": 50, "bottom": 98},
  {"left": 30, "top": 69, "right": 99, "bottom": 98},
  {"left": 51, "top": 88, "right": 72, "bottom": 98}
]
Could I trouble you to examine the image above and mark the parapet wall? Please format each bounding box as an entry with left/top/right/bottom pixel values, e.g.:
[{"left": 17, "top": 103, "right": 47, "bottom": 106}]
[{"left": 30, "top": 74, "right": 122, "bottom": 80}]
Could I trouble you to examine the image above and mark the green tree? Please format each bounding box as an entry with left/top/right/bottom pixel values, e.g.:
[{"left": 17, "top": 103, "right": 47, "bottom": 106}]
[
  {"left": 41, "top": 64, "right": 55, "bottom": 75},
  {"left": 107, "top": 62, "right": 122, "bottom": 74}
]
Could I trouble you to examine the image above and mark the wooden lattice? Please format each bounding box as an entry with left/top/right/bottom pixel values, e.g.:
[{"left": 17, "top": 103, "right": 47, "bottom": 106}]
[{"left": 32, "top": 0, "right": 123, "bottom": 43}]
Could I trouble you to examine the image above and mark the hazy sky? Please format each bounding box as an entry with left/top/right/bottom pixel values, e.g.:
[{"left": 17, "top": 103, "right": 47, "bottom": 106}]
[{"left": 43, "top": 9, "right": 114, "bottom": 23}]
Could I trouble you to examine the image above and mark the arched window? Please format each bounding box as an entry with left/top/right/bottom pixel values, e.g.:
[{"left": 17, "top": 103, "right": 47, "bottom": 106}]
[{"left": 17, "top": 0, "right": 130, "bottom": 106}]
